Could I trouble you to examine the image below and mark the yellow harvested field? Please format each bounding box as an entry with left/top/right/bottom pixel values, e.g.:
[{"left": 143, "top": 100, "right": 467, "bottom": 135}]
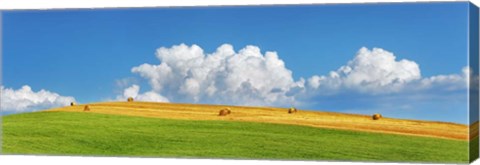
[
  {"left": 470, "top": 121, "right": 479, "bottom": 140},
  {"left": 49, "top": 101, "right": 472, "bottom": 141}
]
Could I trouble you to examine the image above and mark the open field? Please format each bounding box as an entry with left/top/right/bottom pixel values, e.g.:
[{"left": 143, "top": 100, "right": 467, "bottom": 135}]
[
  {"left": 2, "top": 111, "right": 469, "bottom": 163},
  {"left": 470, "top": 121, "right": 480, "bottom": 162},
  {"left": 48, "top": 102, "right": 469, "bottom": 141}
]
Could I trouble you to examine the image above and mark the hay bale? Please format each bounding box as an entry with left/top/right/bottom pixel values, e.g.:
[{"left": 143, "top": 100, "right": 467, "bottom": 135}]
[
  {"left": 219, "top": 108, "right": 231, "bottom": 116},
  {"left": 288, "top": 107, "right": 297, "bottom": 114},
  {"left": 372, "top": 113, "right": 382, "bottom": 120},
  {"left": 127, "top": 97, "right": 134, "bottom": 102},
  {"left": 70, "top": 102, "right": 76, "bottom": 106},
  {"left": 84, "top": 105, "right": 91, "bottom": 111}
]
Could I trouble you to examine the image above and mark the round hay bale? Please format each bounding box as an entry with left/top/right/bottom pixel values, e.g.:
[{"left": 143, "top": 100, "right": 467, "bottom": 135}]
[
  {"left": 219, "top": 108, "right": 231, "bottom": 116},
  {"left": 372, "top": 113, "right": 382, "bottom": 120},
  {"left": 288, "top": 107, "right": 297, "bottom": 114},
  {"left": 84, "top": 105, "right": 91, "bottom": 111},
  {"left": 127, "top": 97, "right": 134, "bottom": 102},
  {"left": 70, "top": 102, "right": 76, "bottom": 106}
]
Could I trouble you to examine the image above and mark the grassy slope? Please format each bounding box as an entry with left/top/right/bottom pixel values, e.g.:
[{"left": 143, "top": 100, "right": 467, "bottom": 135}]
[
  {"left": 2, "top": 111, "right": 469, "bottom": 163},
  {"left": 471, "top": 136, "right": 479, "bottom": 162}
]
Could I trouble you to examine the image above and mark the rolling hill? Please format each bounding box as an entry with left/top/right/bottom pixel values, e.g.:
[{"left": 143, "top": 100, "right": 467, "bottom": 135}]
[{"left": 2, "top": 101, "right": 475, "bottom": 163}]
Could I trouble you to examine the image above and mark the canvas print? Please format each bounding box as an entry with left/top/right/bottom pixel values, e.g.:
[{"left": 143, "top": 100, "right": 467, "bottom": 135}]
[{"left": 1, "top": 1, "right": 479, "bottom": 164}]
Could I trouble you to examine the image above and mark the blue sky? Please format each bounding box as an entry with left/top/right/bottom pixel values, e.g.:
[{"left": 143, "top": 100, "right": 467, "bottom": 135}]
[{"left": 1, "top": 2, "right": 473, "bottom": 124}]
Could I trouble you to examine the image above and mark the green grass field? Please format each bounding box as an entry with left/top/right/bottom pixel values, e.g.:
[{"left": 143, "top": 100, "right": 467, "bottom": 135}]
[
  {"left": 2, "top": 111, "right": 469, "bottom": 163},
  {"left": 470, "top": 136, "right": 479, "bottom": 163}
]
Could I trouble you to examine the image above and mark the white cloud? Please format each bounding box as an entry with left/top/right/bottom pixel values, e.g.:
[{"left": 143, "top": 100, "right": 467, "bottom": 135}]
[
  {"left": 307, "top": 75, "right": 323, "bottom": 89},
  {"left": 418, "top": 66, "right": 468, "bottom": 91},
  {"left": 136, "top": 91, "right": 170, "bottom": 102},
  {"left": 305, "top": 47, "right": 467, "bottom": 95},
  {"left": 1, "top": 85, "right": 75, "bottom": 113},
  {"left": 305, "top": 47, "right": 422, "bottom": 94},
  {"left": 115, "top": 77, "right": 138, "bottom": 88},
  {"left": 117, "top": 84, "right": 169, "bottom": 102},
  {"left": 123, "top": 84, "right": 140, "bottom": 98},
  {"left": 131, "top": 43, "right": 303, "bottom": 106},
  {"left": 128, "top": 44, "right": 468, "bottom": 108}
]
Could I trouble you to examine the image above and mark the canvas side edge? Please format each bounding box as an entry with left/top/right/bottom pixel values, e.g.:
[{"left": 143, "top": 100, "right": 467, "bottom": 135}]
[{"left": 469, "top": 1, "right": 479, "bottom": 163}]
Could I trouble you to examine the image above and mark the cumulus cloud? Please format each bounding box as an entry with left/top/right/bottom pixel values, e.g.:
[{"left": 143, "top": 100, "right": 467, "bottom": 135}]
[
  {"left": 417, "top": 66, "right": 469, "bottom": 91},
  {"left": 130, "top": 43, "right": 304, "bottom": 107},
  {"left": 306, "top": 47, "right": 421, "bottom": 94},
  {"left": 117, "top": 84, "right": 169, "bottom": 102},
  {"left": 305, "top": 47, "right": 467, "bottom": 95},
  {"left": 127, "top": 43, "right": 469, "bottom": 108},
  {"left": 1, "top": 85, "right": 75, "bottom": 114}
]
